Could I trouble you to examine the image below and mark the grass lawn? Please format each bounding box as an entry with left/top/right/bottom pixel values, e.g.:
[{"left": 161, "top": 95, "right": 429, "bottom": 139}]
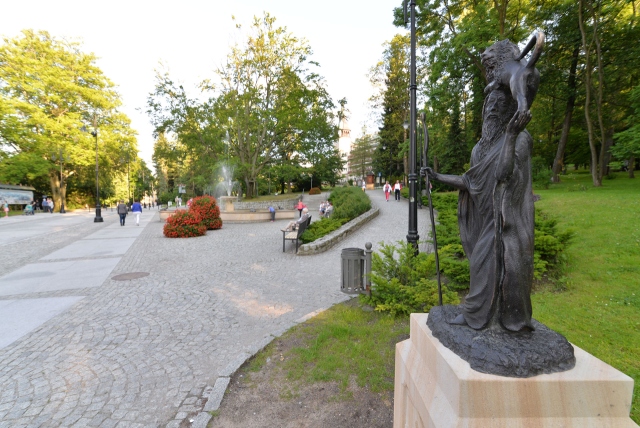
[
  {"left": 533, "top": 170, "right": 639, "bottom": 422},
  {"left": 245, "top": 299, "right": 408, "bottom": 396}
]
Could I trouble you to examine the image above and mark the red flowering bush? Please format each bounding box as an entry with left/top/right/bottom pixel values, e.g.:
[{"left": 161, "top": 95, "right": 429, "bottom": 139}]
[
  {"left": 163, "top": 210, "right": 207, "bottom": 238},
  {"left": 189, "top": 196, "right": 223, "bottom": 230},
  {"left": 309, "top": 187, "right": 322, "bottom": 195}
]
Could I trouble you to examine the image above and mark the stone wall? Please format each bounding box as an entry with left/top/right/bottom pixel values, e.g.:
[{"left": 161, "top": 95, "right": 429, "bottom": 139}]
[
  {"left": 233, "top": 198, "right": 298, "bottom": 211},
  {"left": 297, "top": 205, "right": 379, "bottom": 256}
]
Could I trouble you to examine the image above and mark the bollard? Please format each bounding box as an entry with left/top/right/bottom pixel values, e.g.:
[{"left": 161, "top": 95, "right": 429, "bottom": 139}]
[{"left": 364, "top": 242, "right": 372, "bottom": 297}]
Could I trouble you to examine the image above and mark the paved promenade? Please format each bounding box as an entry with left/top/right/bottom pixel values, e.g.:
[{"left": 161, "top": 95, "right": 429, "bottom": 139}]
[{"left": 0, "top": 191, "right": 433, "bottom": 427}]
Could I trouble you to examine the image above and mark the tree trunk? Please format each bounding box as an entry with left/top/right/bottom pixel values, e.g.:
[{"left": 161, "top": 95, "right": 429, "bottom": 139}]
[
  {"left": 48, "top": 171, "right": 65, "bottom": 212},
  {"left": 594, "top": 13, "right": 608, "bottom": 184},
  {"left": 552, "top": 47, "right": 580, "bottom": 183},
  {"left": 629, "top": 155, "right": 635, "bottom": 178},
  {"left": 578, "top": 0, "right": 601, "bottom": 187}
]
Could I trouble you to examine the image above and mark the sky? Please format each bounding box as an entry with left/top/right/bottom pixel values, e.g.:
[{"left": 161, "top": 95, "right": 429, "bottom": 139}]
[{"left": 0, "top": 0, "right": 404, "bottom": 169}]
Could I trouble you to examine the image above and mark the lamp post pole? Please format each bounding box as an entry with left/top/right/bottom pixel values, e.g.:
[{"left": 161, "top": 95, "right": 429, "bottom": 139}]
[
  {"left": 405, "top": 0, "right": 419, "bottom": 250},
  {"left": 92, "top": 126, "right": 103, "bottom": 222}
]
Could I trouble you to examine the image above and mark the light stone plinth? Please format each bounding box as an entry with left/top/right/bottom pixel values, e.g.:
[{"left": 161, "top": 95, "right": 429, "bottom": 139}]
[{"left": 394, "top": 313, "right": 638, "bottom": 428}]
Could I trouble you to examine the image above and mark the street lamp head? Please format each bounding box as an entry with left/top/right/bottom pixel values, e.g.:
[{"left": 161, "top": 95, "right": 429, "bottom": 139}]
[
  {"left": 81, "top": 125, "right": 97, "bottom": 137},
  {"left": 403, "top": 121, "right": 409, "bottom": 130}
]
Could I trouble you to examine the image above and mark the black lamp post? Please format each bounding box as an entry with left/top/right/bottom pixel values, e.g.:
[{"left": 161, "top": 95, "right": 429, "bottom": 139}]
[
  {"left": 404, "top": 0, "right": 419, "bottom": 250},
  {"left": 82, "top": 119, "right": 103, "bottom": 222},
  {"left": 51, "top": 147, "right": 69, "bottom": 214}
]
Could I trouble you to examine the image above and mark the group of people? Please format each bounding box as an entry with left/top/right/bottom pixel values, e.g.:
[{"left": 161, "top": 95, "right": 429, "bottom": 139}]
[
  {"left": 41, "top": 198, "right": 55, "bottom": 213},
  {"left": 382, "top": 181, "right": 402, "bottom": 202},
  {"left": 116, "top": 199, "right": 143, "bottom": 226},
  {"left": 318, "top": 201, "right": 333, "bottom": 218}
]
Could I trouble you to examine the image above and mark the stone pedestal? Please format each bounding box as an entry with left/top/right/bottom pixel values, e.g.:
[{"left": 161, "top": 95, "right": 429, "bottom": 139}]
[
  {"left": 394, "top": 313, "right": 638, "bottom": 428},
  {"left": 219, "top": 196, "right": 236, "bottom": 212}
]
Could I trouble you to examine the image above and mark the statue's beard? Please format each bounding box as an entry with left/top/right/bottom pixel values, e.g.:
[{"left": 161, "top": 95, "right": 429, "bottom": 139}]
[{"left": 477, "top": 116, "right": 507, "bottom": 158}]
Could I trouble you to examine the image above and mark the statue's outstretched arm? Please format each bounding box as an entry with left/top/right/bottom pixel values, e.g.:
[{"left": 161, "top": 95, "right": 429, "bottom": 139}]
[{"left": 421, "top": 167, "right": 466, "bottom": 191}]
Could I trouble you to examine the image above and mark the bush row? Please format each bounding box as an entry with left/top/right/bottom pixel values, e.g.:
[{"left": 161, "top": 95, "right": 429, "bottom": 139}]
[
  {"left": 428, "top": 192, "right": 574, "bottom": 291},
  {"left": 300, "top": 186, "right": 371, "bottom": 244},
  {"left": 360, "top": 241, "right": 460, "bottom": 316},
  {"left": 361, "top": 191, "right": 573, "bottom": 316}
]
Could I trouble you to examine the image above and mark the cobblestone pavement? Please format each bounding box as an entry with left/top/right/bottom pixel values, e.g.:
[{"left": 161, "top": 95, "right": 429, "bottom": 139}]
[
  {"left": 0, "top": 191, "right": 433, "bottom": 427},
  {"left": 0, "top": 210, "right": 121, "bottom": 277}
]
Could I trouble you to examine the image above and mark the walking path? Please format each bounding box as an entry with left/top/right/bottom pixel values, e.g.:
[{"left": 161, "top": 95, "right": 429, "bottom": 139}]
[{"left": 0, "top": 191, "right": 433, "bottom": 427}]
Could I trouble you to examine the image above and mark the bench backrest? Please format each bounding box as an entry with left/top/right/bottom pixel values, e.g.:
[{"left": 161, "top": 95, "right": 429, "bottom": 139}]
[{"left": 297, "top": 215, "right": 312, "bottom": 237}]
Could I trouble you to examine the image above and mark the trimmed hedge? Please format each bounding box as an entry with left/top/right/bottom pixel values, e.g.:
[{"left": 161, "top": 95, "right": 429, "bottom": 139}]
[
  {"left": 309, "top": 187, "right": 322, "bottom": 195},
  {"left": 300, "top": 186, "right": 371, "bottom": 244},
  {"left": 427, "top": 192, "right": 573, "bottom": 290}
]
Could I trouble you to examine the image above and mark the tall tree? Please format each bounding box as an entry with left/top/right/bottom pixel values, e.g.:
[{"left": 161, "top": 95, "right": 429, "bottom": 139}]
[
  {"left": 0, "top": 30, "right": 137, "bottom": 208},
  {"left": 146, "top": 70, "right": 224, "bottom": 195},
  {"left": 349, "top": 131, "right": 378, "bottom": 181},
  {"left": 370, "top": 34, "right": 410, "bottom": 181},
  {"left": 215, "top": 13, "right": 336, "bottom": 198}
]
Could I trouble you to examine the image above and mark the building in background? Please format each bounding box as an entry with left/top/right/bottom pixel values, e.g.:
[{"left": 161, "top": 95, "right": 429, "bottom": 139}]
[{"left": 335, "top": 117, "right": 352, "bottom": 182}]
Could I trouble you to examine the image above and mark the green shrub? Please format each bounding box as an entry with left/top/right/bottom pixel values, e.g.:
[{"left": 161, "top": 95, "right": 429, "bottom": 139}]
[
  {"left": 300, "top": 217, "right": 347, "bottom": 243},
  {"left": 437, "top": 244, "right": 470, "bottom": 290},
  {"left": 532, "top": 156, "right": 552, "bottom": 189},
  {"left": 425, "top": 191, "right": 574, "bottom": 290},
  {"left": 361, "top": 241, "right": 459, "bottom": 316},
  {"left": 328, "top": 186, "right": 371, "bottom": 221},
  {"left": 308, "top": 187, "right": 322, "bottom": 195},
  {"left": 299, "top": 187, "right": 371, "bottom": 244}
]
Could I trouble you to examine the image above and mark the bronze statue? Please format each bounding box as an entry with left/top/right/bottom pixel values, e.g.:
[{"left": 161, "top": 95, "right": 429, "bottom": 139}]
[
  {"left": 423, "top": 33, "right": 575, "bottom": 377},
  {"left": 425, "top": 33, "right": 544, "bottom": 332}
]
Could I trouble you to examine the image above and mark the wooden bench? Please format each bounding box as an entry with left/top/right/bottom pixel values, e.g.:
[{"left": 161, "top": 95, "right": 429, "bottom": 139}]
[{"left": 282, "top": 215, "right": 312, "bottom": 253}]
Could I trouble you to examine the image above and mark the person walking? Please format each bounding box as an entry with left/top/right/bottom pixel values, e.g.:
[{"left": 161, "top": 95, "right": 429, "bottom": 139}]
[
  {"left": 383, "top": 181, "right": 392, "bottom": 202},
  {"left": 131, "top": 199, "right": 142, "bottom": 226},
  {"left": 117, "top": 200, "right": 128, "bottom": 226},
  {"left": 2, "top": 200, "right": 8, "bottom": 217},
  {"left": 394, "top": 180, "right": 402, "bottom": 201},
  {"left": 295, "top": 200, "right": 306, "bottom": 218},
  {"left": 268, "top": 205, "right": 276, "bottom": 222},
  {"left": 48, "top": 198, "right": 54, "bottom": 213}
]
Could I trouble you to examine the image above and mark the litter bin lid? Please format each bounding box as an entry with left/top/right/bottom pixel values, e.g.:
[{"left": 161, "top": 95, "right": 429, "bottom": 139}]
[{"left": 342, "top": 247, "right": 364, "bottom": 256}]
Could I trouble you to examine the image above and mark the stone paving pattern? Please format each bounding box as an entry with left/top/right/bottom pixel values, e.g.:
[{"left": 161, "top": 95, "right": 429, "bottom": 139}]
[{"left": 0, "top": 191, "right": 433, "bottom": 427}]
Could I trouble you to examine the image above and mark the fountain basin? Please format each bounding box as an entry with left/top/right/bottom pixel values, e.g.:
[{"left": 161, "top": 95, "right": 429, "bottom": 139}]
[
  {"left": 220, "top": 209, "right": 296, "bottom": 223},
  {"left": 159, "top": 208, "right": 186, "bottom": 221}
]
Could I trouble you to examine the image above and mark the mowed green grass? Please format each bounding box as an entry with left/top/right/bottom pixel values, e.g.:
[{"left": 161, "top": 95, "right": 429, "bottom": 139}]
[
  {"left": 532, "top": 171, "right": 640, "bottom": 423},
  {"left": 244, "top": 299, "right": 408, "bottom": 399}
]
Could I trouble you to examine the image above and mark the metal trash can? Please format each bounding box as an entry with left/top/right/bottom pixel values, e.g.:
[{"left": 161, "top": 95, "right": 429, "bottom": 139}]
[{"left": 341, "top": 247, "right": 365, "bottom": 294}]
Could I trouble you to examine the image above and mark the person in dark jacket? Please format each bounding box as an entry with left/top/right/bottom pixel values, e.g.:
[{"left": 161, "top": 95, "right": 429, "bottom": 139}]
[{"left": 117, "top": 200, "right": 128, "bottom": 226}]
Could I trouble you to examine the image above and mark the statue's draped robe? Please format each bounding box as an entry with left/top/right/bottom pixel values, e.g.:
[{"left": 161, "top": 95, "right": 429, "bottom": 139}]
[{"left": 458, "top": 130, "right": 535, "bottom": 331}]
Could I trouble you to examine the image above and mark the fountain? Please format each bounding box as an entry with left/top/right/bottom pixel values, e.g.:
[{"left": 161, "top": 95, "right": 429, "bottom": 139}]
[
  {"left": 160, "top": 163, "right": 299, "bottom": 223},
  {"left": 214, "top": 164, "right": 241, "bottom": 212}
]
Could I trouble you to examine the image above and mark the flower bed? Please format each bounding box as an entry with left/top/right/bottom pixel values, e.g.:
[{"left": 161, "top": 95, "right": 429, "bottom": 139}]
[{"left": 163, "top": 195, "right": 223, "bottom": 238}]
